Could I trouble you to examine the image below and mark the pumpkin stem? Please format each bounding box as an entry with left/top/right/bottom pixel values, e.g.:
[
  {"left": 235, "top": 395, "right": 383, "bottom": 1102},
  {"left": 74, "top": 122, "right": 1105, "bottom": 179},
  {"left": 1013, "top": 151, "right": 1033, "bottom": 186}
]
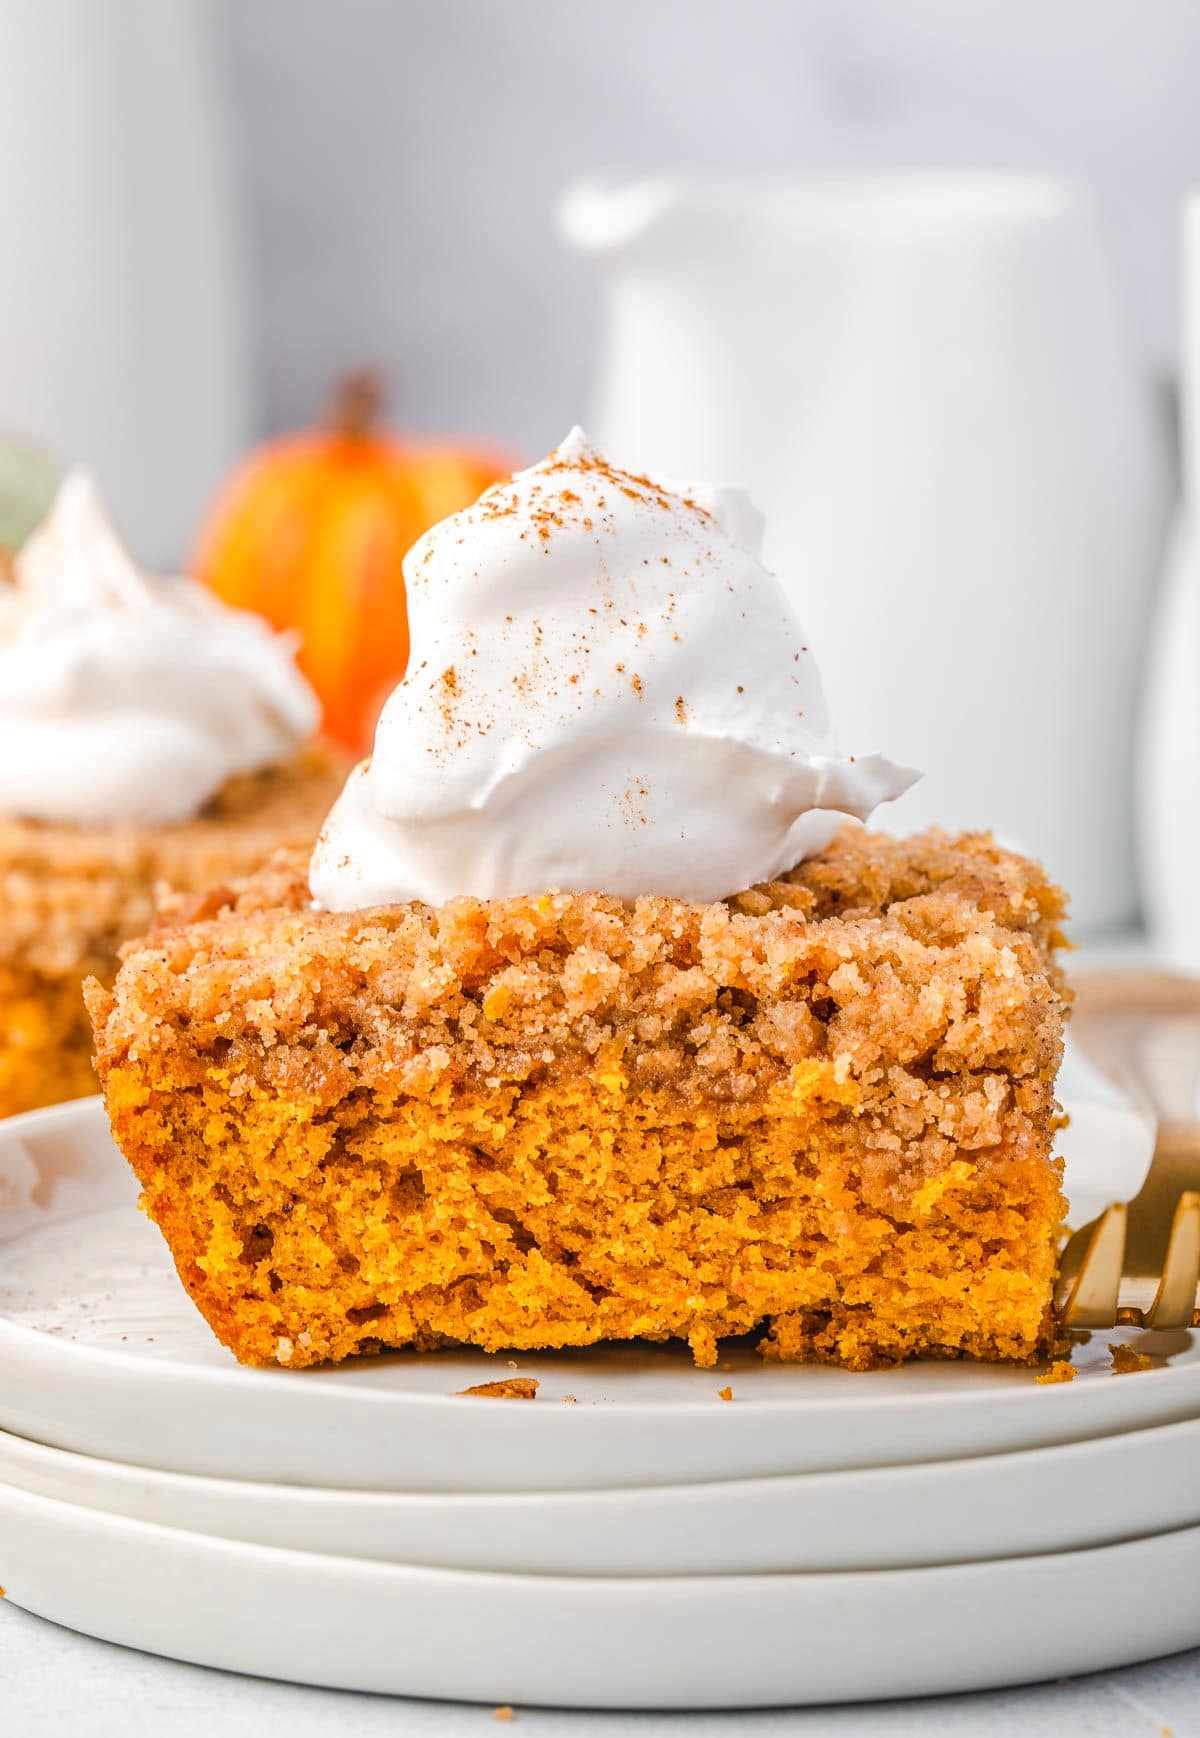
[{"left": 326, "top": 369, "right": 387, "bottom": 440}]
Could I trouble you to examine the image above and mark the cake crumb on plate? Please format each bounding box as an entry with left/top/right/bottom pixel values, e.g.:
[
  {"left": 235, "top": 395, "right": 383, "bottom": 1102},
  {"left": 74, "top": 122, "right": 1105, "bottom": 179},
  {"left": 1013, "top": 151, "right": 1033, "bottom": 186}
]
[
  {"left": 1035, "top": 1360, "right": 1076, "bottom": 1385},
  {"left": 458, "top": 1378, "right": 539, "bottom": 1399},
  {"left": 1109, "top": 1343, "right": 1156, "bottom": 1375}
]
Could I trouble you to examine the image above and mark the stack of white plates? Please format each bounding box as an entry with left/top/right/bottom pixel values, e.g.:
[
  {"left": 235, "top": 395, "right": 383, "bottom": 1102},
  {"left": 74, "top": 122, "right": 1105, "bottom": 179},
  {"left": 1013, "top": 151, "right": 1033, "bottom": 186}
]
[{"left": 1, "top": 1095, "right": 1198, "bottom": 1709}]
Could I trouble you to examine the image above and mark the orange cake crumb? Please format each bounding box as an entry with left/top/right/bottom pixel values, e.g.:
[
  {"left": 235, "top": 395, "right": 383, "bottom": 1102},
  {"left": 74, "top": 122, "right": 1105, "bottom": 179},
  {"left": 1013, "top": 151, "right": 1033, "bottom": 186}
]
[
  {"left": 1109, "top": 1342, "right": 1156, "bottom": 1375},
  {"left": 458, "top": 1378, "right": 539, "bottom": 1399},
  {"left": 88, "top": 826, "right": 1068, "bottom": 1372},
  {"left": 1035, "top": 1359, "right": 1076, "bottom": 1385}
]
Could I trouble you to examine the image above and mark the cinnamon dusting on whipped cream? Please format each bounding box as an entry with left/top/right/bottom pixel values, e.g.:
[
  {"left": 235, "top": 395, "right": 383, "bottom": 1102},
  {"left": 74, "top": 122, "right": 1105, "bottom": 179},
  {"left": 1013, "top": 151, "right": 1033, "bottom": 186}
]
[{"left": 310, "top": 428, "right": 916, "bottom": 910}]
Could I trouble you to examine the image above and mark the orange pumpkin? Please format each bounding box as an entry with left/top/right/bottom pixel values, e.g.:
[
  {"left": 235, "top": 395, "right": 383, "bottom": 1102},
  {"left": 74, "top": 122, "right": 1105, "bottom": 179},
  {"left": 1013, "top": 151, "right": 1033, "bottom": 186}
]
[{"left": 193, "top": 373, "right": 512, "bottom": 753}]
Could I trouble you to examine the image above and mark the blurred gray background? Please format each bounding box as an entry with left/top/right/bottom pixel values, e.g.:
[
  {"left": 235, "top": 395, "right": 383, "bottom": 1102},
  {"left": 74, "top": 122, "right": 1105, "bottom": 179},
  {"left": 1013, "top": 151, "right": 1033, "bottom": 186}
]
[{"left": 221, "top": 0, "right": 1200, "bottom": 457}]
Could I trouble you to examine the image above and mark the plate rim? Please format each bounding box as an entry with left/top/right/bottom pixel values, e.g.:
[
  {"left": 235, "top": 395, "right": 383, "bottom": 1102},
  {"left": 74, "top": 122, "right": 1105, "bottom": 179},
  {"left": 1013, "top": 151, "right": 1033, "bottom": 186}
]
[
  {"left": 2, "top": 1404, "right": 1200, "bottom": 1503},
  {"left": 6, "top": 1469, "right": 1200, "bottom": 1591}
]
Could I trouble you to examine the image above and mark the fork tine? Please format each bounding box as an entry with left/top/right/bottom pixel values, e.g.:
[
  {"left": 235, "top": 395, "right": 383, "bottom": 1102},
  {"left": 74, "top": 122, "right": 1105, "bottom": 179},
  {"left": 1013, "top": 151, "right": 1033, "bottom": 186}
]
[
  {"left": 1146, "top": 1191, "right": 1200, "bottom": 1331},
  {"left": 1062, "top": 1203, "right": 1127, "bottom": 1329}
]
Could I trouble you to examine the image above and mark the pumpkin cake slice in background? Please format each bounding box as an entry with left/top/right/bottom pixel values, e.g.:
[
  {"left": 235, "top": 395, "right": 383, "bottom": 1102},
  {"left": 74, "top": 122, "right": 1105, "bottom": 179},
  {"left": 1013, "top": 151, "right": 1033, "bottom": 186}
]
[
  {"left": 0, "top": 469, "right": 343, "bottom": 1118},
  {"left": 89, "top": 431, "right": 1069, "bottom": 1372}
]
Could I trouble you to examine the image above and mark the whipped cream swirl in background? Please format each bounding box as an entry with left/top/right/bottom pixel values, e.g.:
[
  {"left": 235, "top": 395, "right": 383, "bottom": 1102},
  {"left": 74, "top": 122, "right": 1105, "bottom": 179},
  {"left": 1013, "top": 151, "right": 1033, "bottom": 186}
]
[
  {"left": 311, "top": 429, "right": 917, "bottom": 910},
  {"left": 0, "top": 471, "right": 320, "bottom": 827}
]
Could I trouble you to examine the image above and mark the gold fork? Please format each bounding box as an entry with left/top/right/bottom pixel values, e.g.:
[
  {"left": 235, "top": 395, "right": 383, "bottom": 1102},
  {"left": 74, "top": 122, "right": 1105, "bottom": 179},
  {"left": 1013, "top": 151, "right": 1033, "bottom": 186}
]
[{"left": 1057, "top": 969, "right": 1200, "bottom": 1331}]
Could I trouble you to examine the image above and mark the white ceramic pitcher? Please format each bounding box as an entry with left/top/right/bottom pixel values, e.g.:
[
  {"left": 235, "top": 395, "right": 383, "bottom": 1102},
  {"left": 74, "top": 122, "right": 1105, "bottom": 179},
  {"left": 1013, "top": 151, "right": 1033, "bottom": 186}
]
[{"left": 560, "top": 175, "right": 1172, "bottom": 933}]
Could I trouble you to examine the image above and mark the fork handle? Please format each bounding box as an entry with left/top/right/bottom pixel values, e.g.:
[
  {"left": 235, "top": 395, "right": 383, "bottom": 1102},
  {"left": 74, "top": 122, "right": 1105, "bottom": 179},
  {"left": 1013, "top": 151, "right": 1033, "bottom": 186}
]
[{"left": 1123, "top": 1123, "right": 1200, "bottom": 1270}]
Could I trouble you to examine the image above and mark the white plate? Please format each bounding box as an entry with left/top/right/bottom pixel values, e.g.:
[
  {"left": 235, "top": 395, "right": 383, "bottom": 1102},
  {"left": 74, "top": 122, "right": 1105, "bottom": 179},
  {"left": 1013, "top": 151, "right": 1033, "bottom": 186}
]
[
  {"left": 2, "top": 1480, "right": 1199, "bottom": 1708},
  {"left": 0, "top": 1096, "right": 1192, "bottom": 1494},
  {"left": 1, "top": 1410, "right": 1199, "bottom": 1575}
]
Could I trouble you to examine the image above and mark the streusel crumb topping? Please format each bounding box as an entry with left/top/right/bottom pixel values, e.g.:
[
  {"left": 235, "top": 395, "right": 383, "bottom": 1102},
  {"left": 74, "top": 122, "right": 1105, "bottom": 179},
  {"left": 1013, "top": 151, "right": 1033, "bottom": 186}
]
[{"left": 94, "top": 825, "right": 1065, "bottom": 1134}]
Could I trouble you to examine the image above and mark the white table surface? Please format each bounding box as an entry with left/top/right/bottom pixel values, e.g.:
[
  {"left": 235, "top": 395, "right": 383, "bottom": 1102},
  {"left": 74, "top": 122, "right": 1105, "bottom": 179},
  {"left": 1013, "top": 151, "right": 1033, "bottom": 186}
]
[{"left": 5, "top": 932, "right": 1197, "bottom": 1734}]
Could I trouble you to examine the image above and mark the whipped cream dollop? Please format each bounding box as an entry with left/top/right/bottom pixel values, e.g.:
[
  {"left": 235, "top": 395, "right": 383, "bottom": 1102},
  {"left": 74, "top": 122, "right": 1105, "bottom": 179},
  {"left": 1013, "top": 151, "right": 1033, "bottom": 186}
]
[
  {"left": 0, "top": 470, "right": 320, "bottom": 826},
  {"left": 310, "top": 429, "right": 916, "bottom": 909}
]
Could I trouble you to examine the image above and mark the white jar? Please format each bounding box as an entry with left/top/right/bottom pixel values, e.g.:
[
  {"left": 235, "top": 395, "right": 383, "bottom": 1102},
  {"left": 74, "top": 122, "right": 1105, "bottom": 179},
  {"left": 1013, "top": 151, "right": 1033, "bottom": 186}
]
[
  {"left": 561, "top": 175, "right": 1172, "bottom": 933},
  {"left": 0, "top": 0, "right": 248, "bottom": 564}
]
